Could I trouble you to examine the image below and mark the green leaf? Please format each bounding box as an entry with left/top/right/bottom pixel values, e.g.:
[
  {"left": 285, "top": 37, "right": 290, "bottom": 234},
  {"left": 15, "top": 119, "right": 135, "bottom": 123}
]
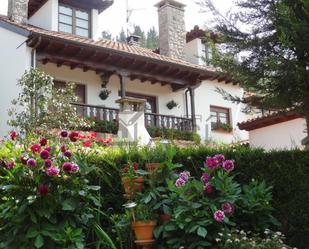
[
  {"left": 93, "top": 223, "right": 117, "bottom": 249},
  {"left": 62, "top": 199, "right": 76, "bottom": 211},
  {"left": 34, "top": 235, "right": 44, "bottom": 248},
  {"left": 88, "top": 185, "right": 101, "bottom": 191},
  {"left": 26, "top": 227, "right": 39, "bottom": 238},
  {"left": 197, "top": 227, "right": 207, "bottom": 238}
]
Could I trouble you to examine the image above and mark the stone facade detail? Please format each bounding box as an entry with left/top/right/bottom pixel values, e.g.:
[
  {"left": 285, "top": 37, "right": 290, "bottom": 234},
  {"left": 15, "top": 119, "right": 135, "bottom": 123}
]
[
  {"left": 156, "top": 0, "right": 186, "bottom": 60},
  {"left": 8, "top": 0, "right": 29, "bottom": 24}
]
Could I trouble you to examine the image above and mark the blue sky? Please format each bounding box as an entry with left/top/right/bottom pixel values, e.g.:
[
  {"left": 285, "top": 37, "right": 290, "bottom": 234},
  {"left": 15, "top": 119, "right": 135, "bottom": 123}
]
[{"left": 0, "top": 0, "right": 235, "bottom": 36}]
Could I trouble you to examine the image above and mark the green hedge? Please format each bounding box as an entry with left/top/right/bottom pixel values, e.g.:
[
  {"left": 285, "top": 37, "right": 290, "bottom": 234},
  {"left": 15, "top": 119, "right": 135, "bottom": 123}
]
[{"left": 89, "top": 145, "right": 309, "bottom": 249}]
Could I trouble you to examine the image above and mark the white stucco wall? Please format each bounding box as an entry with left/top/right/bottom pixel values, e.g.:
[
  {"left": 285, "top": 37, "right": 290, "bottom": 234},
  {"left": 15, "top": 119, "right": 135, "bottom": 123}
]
[
  {"left": 194, "top": 80, "right": 250, "bottom": 143},
  {"left": 185, "top": 38, "right": 205, "bottom": 65},
  {"left": 0, "top": 27, "right": 31, "bottom": 137},
  {"left": 38, "top": 63, "right": 250, "bottom": 143},
  {"left": 28, "top": 0, "right": 58, "bottom": 31},
  {"left": 37, "top": 63, "right": 186, "bottom": 116},
  {"left": 249, "top": 118, "right": 306, "bottom": 150}
]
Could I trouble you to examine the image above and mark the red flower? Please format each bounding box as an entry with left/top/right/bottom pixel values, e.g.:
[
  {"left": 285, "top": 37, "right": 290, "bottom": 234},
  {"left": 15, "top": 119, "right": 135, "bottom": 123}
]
[
  {"left": 83, "top": 140, "right": 93, "bottom": 147},
  {"left": 60, "top": 144, "right": 67, "bottom": 153},
  {"left": 38, "top": 184, "right": 49, "bottom": 196},
  {"left": 44, "top": 147, "right": 51, "bottom": 152},
  {"left": 20, "top": 155, "right": 28, "bottom": 165},
  {"left": 44, "top": 159, "right": 52, "bottom": 168},
  {"left": 10, "top": 131, "right": 17, "bottom": 141},
  {"left": 204, "top": 183, "right": 213, "bottom": 194},
  {"left": 40, "top": 150, "right": 50, "bottom": 160},
  {"left": 0, "top": 160, "right": 7, "bottom": 168},
  {"left": 8, "top": 161, "right": 15, "bottom": 169},
  {"left": 69, "top": 131, "right": 79, "bottom": 142},
  {"left": 60, "top": 130, "right": 68, "bottom": 138},
  {"left": 40, "top": 138, "right": 48, "bottom": 146},
  {"left": 30, "top": 144, "right": 41, "bottom": 154},
  {"left": 89, "top": 132, "right": 97, "bottom": 138}
]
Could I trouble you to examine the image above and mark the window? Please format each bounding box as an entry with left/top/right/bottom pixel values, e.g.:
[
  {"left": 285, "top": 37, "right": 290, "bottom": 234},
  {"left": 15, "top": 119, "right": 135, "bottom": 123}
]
[
  {"left": 204, "top": 43, "right": 213, "bottom": 66},
  {"left": 210, "top": 106, "right": 231, "bottom": 130},
  {"left": 54, "top": 81, "right": 86, "bottom": 104},
  {"left": 59, "top": 5, "right": 90, "bottom": 37}
]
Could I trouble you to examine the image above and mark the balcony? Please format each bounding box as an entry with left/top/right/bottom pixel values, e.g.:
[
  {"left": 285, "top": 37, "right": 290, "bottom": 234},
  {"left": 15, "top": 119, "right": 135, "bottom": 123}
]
[{"left": 72, "top": 103, "right": 194, "bottom": 132}]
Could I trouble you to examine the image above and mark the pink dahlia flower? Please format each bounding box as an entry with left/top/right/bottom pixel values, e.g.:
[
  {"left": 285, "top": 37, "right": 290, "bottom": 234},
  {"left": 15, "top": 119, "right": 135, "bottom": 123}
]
[
  {"left": 20, "top": 155, "right": 28, "bottom": 165},
  {"left": 221, "top": 202, "right": 235, "bottom": 214},
  {"left": 69, "top": 131, "right": 79, "bottom": 142},
  {"left": 179, "top": 171, "right": 190, "bottom": 181},
  {"left": 39, "top": 138, "right": 48, "bottom": 146},
  {"left": 60, "top": 144, "right": 67, "bottom": 153},
  {"left": 30, "top": 144, "right": 41, "bottom": 154},
  {"left": 201, "top": 173, "right": 210, "bottom": 183},
  {"left": 38, "top": 184, "right": 49, "bottom": 196},
  {"left": 46, "top": 166, "right": 60, "bottom": 176},
  {"left": 175, "top": 177, "right": 186, "bottom": 187},
  {"left": 8, "top": 161, "right": 15, "bottom": 169},
  {"left": 60, "top": 130, "right": 69, "bottom": 138},
  {"left": 71, "top": 164, "right": 80, "bottom": 173},
  {"left": 214, "top": 210, "right": 225, "bottom": 222},
  {"left": 213, "top": 154, "right": 225, "bottom": 165},
  {"left": 44, "top": 159, "right": 52, "bottom": 168},
  {"left": 204, "top": 183, "right": 213, "bottom": 194},
  {"left": 62, "top": 162, "right": 73, "bottom": 173},
  {"left": 10, "top": 131, "right": 17, "bottom": 141},
  {"left": 222, "top": 160, "right": 235, "bottom": 172},
  {"left": 63, "top": 151, "right": 72, "bottom": 158},
  {"left": 205, "top": 157, "right": 219, "bottom": 170},
  {"left": 27, "top": 158, "right": 37, "bottom": 168},
  {"left": 40, "top": 150, "right": 50, "bottom": 160}
]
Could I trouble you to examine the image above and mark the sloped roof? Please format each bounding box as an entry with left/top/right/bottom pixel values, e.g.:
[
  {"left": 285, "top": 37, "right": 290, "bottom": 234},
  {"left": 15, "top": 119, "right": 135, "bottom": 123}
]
[
  {"left": 238, "top": 110, "right": 303, "bottom": 131},
  {"left": 0, "top": 15, "right": 235, "bottom": 84}
]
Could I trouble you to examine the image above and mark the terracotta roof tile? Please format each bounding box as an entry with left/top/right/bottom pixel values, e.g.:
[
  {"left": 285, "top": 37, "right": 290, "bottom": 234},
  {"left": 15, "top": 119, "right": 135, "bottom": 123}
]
[
  {"left": 0, "top": 15, "right": 221, "bottom": 75},
  {"left": 238, "top": 109, "right": 303, "bottom": 131}
]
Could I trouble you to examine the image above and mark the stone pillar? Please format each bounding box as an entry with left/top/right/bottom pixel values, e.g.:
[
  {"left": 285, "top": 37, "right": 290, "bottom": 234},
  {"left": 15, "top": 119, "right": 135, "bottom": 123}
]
[
  {"left": 155, "top": 0, "right": 186, "bottom": 60},
  {"left": 8, "top": 0, "right": 29, "bottom": 24},
  {"left": 116, "top": 97, "right": 151, "bottom": 145}
]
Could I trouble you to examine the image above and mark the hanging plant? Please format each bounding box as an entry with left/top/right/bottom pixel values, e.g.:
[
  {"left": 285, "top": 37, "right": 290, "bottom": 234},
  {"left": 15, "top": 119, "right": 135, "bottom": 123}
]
[
  {"left": 166, "top": 100, "right": 178, "bottom": 110},
  {"left": 99, "top": 88, "right": 111, "bottom": 101}
]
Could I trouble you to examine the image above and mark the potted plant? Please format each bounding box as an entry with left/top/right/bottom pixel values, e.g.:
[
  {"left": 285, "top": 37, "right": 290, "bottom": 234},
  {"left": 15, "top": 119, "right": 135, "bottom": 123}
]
[
  {"left": 121, "top": 162, "right": 147, "bottom": 199},
  {"left": 131, "top": 204, "right": 157, "bottom": 242},
  {"left": 166, "top": 100, "right": 178, "bottom": 110},
  {"left": 99, "top": 88, "right": 111, "bottom": 100},
  {"left": 215, "top": 123, "right": 233, "bottom": 132}
]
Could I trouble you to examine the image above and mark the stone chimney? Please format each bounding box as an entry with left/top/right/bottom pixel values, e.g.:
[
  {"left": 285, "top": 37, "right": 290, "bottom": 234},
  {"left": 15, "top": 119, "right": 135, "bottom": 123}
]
[
  {"left": 8, "top": 0, "right": 29, "bottom": 24},
  {"left": 155, "top": 0, "right": 186, "bottom": 60},
  {"left": 127, "top": 35, "right": 141, "bottom": 47}
]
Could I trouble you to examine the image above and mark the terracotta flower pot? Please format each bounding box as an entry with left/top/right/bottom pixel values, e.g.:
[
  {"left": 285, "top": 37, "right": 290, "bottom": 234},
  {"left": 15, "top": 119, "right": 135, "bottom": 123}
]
[
  {"left": 132, "top": 220, "right": 157, "bottom": 241},
  {"left": 121, "top": 176, "right": 144, "bottom": 198},
  {"left": 145, "top": 163, "right": 161, "bottom": 172},
  {"left": 159, "top": 214, "right": 171, "bottom": 222}
]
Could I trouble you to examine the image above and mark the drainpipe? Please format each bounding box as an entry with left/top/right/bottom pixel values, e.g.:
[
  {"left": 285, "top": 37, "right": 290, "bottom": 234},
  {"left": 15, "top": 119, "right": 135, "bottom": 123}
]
[
  {"left": 185, "top": 88, "right": 190, "bottom": 118},
  {"left": 31, "top": 36, "right": 42, "bottom": 68}
]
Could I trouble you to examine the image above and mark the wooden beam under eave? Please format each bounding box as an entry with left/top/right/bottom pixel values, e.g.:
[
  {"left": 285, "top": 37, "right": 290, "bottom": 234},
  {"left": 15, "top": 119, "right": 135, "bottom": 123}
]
[
  {"left": 83, "top": 67, "right": 89, "bottom": 72},
  {"left": 71, "top": 64, "right": 78, "bottom": 70},
  {"left": 42, "top": 58, "right": 49, "bottom": 65},
  {"left": 37, "top": 52, "right": 191, "bottom": 86},
  {"left": 57, "top": 61, "right": 64, "bottom": 67}
]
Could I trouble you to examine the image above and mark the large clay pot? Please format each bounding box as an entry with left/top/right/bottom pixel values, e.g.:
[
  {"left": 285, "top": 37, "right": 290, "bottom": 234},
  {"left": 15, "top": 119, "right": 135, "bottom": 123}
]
[
  {"left": 145, "top": 163, "right": 161, "bottom": 180},
  {"left": 132, "top": 220, "right": 157, "bottom": 241},
  {"left": 121, "top": 176, "right": 144, "bottom": 198},
  {"left": 159, "top": 214, "right": 171, "bottom": 222}
]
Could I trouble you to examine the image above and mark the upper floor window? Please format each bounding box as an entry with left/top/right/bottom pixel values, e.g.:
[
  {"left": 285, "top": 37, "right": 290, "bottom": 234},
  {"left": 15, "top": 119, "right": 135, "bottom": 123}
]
[
  {"left": 210, "top": 106, "right": 232, "bottom": 131},
  {"left": 59, "top": 5, "right": 90, "bottom": 38}
]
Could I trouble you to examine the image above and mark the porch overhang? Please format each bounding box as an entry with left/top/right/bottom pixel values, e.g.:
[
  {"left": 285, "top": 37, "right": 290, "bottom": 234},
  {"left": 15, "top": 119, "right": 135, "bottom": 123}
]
[{"left": 27, "top": 34, "right": 234, "bottom": 91}]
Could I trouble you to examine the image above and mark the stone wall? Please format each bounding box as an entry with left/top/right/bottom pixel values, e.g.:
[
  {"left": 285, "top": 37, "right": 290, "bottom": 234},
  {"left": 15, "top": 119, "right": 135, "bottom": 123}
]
[
  {"left": 7, "top": 0, "right": 28, "bottom": 24},
  {"left": 157, "top": 1, "right": 186, "bottom": 60}
]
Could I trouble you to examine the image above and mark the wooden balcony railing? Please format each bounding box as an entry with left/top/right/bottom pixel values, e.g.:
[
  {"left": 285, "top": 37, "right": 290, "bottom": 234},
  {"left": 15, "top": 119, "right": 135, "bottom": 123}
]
[
  {"left": 145, "top": 113, "right": 193, "bottom": 131},
  {"left": 72, "top": 103, "right": 194, "bottom": 132},
  {"left": 71, "top": 103, "right": 119, "bottom": 122}
]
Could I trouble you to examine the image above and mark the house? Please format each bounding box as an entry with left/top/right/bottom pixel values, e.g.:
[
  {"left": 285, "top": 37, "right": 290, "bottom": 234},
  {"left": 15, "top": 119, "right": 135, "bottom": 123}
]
[
  {"left": 238, "top": 110, "right": 306, "bottom": 150},
  {"left": 0, "top": 0, "right": 251, "bottom": 143}
]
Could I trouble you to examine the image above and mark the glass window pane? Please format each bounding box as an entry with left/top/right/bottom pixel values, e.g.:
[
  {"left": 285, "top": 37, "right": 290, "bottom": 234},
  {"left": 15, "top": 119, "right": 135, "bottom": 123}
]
[
  {"left": 76, "top": 18, "right": 88, "bottom": 29},
  {"left": 76, "top": 10, "right": 89, "bottom": 20},
  {"left": 59, "top": 23, "right": 73, "bottom": 34},
  {"left": 59, "top": 6, "right": 72, "bottom": 16},
  {"left": 76, "top": 27, "right": 89, "bottom": 37},
  {"left": 59, "top": 14, "right": 72, "bottom": 25},
  {"left": 219, "top": 116, "right": 228, "bottom": 124}
]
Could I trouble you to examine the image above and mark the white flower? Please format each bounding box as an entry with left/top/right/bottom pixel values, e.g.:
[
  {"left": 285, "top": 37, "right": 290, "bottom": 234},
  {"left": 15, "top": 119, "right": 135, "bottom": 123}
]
[
  {"left": 215, "top": 238, "right": 221, "bottom": 242},
  {"left": 218, "top": 233, "right": 223, "bottom": 237},
  {"left": 235, "top": 239, "right": 240, "bottom": 242},
  {"left": 227, "top": 233, "right": 231, "bottom": 237},
  {"left": 226, "top": 239, "right": 232, "bottom": 243}
]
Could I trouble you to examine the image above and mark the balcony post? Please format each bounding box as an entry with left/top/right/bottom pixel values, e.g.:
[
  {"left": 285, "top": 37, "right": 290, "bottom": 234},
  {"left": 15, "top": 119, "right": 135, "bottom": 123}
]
[{"left": 189, "top": 87, "right": 196, "bottom": 131}]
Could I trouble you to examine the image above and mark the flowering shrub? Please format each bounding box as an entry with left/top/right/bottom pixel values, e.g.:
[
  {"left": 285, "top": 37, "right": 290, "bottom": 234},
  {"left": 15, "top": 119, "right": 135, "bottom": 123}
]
[
  {"left": 152, "top": 154, "right": 278, "bottom": 249},
  {"left": 216, "top": 229, "right": 295, "bottom": 249},
  {"left": 0, "top": 131, "right": 102, "bottom": 249}
]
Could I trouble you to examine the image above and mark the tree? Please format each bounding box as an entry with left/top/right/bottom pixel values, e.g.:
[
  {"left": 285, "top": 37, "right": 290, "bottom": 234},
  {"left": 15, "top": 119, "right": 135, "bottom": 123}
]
[
  {"left": 102, "top": 31, "right": 112, "bottom": 40},
  {"left": 133, "top": 25, "right": 146, "bottom": 47},
  {"left": 146, "top": 26, "right": 159, "bottom": 50},
  {"left": 117, "top": 28, "right": 127, "bottom": 43},
  {"left": 200, "top": 0, "right": 309, "bottom": 146}
]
